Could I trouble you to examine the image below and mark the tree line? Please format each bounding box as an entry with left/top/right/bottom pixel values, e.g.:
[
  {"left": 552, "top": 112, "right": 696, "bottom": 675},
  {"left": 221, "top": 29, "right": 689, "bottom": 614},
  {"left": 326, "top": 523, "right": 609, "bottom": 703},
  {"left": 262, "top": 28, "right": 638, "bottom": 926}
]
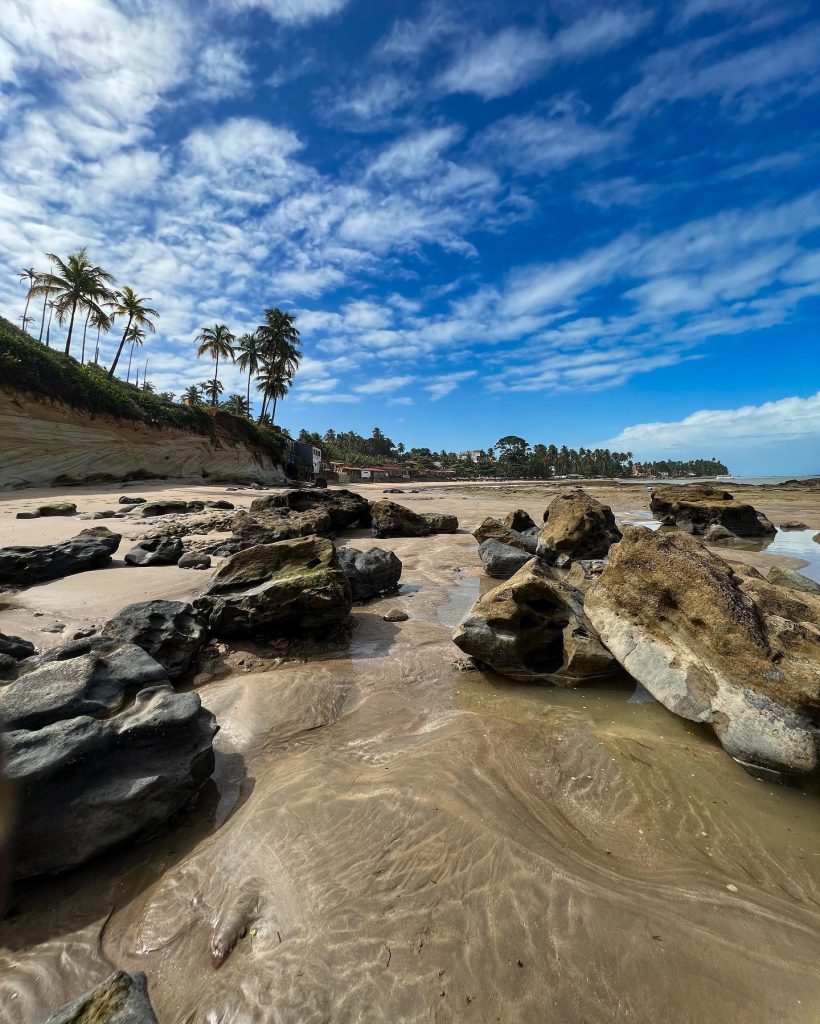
[{"left": 16, "top": 249, "right": 302, "bottom": 424}]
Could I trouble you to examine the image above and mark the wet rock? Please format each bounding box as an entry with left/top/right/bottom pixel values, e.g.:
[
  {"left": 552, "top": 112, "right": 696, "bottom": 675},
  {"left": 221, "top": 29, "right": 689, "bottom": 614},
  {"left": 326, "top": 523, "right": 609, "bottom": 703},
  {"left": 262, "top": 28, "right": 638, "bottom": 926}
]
[
  {"left": 37, "top": 502, "right": 78, "bottom": 517},
  {"left": 703, "top": 524, "right": 735, "bottom": 543},
  {"left": 452, "top": 559, "right": 617, "bottom": 685},
  {"left": 195, "top": 536, "right": 352, "bottom": 637},
  {"left": 250, "top": 487, "right": 371, "bottom": 530},
  {"left": 0, "top": 631, "right": 36, "bottom": 660},
  {"left": 136, "top": 499, "right": 206, "bottom": 517},
  {"left": 472, "top": 517, "right": 538, "bottom": 553},
  {"left": 178, "top": 551, "right": 212, "bottom": 570},
  {"left": 650, "top": 484, "right": 776, "bottom": 538},
  {"left": 504, "top": 509, "right": 537, "bottom": 532},
  {"left": 779, "top": 521, "right": 807, "bottom": 531},
  {"left": 536, "top": 489, "right": 621, "bottom": 565},
  {"left": 585, "top": 527, "right": 820, "bottom": 774},
  {"left": 0, "top": 527, "right": 121, "bottom": 585},
  {"left": 119, "top": 495, "right": 147, "bottom": 505},
  {"left": 383, "top": 608, "right": 409, "bottom": 622},
  {"left": 768, "top": 566, "right": 820, "bottom": 596},
  {"left": 124, "top": 536, "right": 185, "bottom": 566},
  {"left": 371, "top": 500, "right": 458, "bottom": 538},
  {"left": 43, "top": 970, "right": 159, "bottom": 1024},
  {"left": 338, "top": 546, "right": 403, "bottom": 601},
  {"left": 103, "top": 600, "right": 207, "bottom": 681},
  {"left": 477, "top": 539, "right": 532, "bottom": 579}
]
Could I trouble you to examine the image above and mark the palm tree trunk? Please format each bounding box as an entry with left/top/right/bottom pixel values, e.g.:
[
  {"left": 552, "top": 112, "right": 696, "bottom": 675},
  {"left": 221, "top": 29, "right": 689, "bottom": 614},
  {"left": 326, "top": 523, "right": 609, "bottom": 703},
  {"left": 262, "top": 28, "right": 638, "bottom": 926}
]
[
  {"left": 108, "top": 315, "right": 133, "bottom": 378},
  {"left": 46, "top": 303, "right": 54, "bottom": 347},
  {"left": 64, "top": 299, "right": 78, "bottom": 356},
  {"left": 23, "top": 293, "right": 31, "bottom": 328},
  {"left": 126, "top": 343, "right": 134, "bottom": 382},
  {"left": 80, "top": 306, "right": 91, "bottom": 364},
  {"left": 271, "top": 393, "right": 278, "bottom": 424},
  {"left": 246, "top": 370, "right": 252, "bottom": 414},
  {"left": 212, "top": 353, "right": 219, "bottom": 407},
  {"left": 38, "top": 289, "right": 50, "bottom": 342},
  {"left": 259, "top": 390, "right": 268, "bottom": 423},
  {"left": 94, "top": 326, "right": 101, "bottom": 365}
]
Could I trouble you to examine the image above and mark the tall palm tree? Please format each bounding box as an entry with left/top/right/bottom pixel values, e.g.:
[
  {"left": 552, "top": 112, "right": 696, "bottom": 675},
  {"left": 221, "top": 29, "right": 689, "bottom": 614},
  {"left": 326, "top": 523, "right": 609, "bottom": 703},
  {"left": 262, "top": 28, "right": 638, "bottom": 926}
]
[
  {"left": 108, "top": 287, "right": 159, "bottom": 378},
  {"left": 235, "top": 331, "right": 262, "bottom": 414},
  {"left": 90, "top": 306, "right": 112, "bottom": 365},
  {"left": 199, "top": 377, "right": 224, "bottom": 406},
  {"left": 222, "top": 393, "right": 251, "bottom": 417},
  {"left": 19, "top": 267, "right": 37, "bottom": 331},
  {"left": 195, "top": 323, "right": 235, "bottom": 407},
  {"left": 125, "top": 325, "right": 146, "bottom": 383},
  {"left": 27, "top": 249, "right": 115, "bottom": 357},
  {"left": 256, "top": 364, "right": 291, "bottom": 424},
  {"left": 256, "top": 307, "right": 302, "bottom": 376}
]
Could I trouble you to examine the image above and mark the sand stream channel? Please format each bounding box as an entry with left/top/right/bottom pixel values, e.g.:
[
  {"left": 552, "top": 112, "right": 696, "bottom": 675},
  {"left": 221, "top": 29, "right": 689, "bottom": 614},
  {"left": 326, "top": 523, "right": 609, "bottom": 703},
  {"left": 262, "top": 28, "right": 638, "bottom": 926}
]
[{"left": 0, "top": 481, "right": 818, "bottom": 1023}]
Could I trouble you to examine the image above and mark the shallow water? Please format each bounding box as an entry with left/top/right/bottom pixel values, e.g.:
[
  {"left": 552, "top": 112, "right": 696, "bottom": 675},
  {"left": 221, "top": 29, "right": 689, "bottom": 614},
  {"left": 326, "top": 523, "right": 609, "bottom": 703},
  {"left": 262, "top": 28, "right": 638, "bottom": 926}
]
[{"left": 754, "top": 529, "right": 820, "bottom": 583}]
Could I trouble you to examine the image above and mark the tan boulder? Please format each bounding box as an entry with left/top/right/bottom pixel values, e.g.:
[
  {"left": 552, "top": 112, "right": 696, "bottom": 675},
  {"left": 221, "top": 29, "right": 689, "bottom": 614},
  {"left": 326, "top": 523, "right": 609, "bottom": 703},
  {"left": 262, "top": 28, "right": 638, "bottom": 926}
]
[
  {"left": 650, "top": 484, "right": 775, "bottom": 537},
  {"left": 536, "top": 488, "right": 621, "bottom": 564}
]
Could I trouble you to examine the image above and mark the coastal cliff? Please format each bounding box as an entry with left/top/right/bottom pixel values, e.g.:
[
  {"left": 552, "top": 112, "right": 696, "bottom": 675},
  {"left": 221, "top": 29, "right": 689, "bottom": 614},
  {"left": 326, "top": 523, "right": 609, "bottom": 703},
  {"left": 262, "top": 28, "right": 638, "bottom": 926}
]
[{"left": 0, "top": 387, "right": 287, "bottom": 488}]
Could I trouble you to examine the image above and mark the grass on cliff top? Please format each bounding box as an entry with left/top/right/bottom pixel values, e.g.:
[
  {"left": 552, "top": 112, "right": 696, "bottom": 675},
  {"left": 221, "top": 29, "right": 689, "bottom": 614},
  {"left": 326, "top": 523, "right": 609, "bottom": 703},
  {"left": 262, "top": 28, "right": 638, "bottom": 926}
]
[{"left": 0, "top": 315, "right": 287, "bottom": 461}]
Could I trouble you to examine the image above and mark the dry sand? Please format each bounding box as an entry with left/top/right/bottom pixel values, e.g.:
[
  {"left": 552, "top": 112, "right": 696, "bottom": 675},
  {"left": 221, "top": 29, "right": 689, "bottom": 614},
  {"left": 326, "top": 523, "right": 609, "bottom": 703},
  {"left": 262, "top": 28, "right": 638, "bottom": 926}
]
[{"left": 0, "top": 479, "right": 818, "bottom": 1023}]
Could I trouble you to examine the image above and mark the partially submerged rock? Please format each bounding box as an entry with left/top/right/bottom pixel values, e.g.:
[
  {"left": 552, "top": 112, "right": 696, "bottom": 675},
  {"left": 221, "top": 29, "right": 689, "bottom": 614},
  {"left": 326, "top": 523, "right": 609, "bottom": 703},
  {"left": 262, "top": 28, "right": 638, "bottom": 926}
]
[
  {"left": 536, "top": 489, "right": 621, "bottom": 565},
  {"left": 338, "top": 546, "right": 403, "bottom": 601},
  {"left": 472, "top": 517, "right": 537, "bottom": 552},
  {"left": 103, "top": 600, "right": 207, "bottom": 681},
  {"left": 477, "top": 539, "right": 532, "bottom": 579},
  {"left": 43, "top": 970, "right": 158, "bottom": 1024},
  {"left": 0, "top": 527, "right": 121, "bottom": 585},
  {"left": 650, "top": 484, "right": 776, "bottom": 538},
  {"left": 124, "top": 536, "right": 184, "bottom": 566},
  {"left": 585, "top": 527, "right": 820, "bottom": 774},
  {"left": 422, "top": 512, "right": 458, "bottom": 533},
  {"left": 767, "top": 566, "right": 820, "bottom": 596},
  {"left": 196, "top": 536, "right": 352, "bottom": 637},
  {"left": 371, "top": 500, "right": 458, "bottom": 538},
  {"left": 779, "top": 521, "right": 807, "bottom": 531},
  {"left": 452, "top": 559, "right": 617, "bottom": 684}
]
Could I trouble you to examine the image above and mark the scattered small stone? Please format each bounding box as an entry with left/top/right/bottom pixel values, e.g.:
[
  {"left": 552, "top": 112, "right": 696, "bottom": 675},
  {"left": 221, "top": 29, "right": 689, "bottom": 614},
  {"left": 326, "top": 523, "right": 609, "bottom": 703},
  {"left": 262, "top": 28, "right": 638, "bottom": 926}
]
[
  {"left": 383, "top": 608, "right": 409, "bottom": 622},
  {"left": 726, "top": 883, "right": 738, "bottom": 892}
]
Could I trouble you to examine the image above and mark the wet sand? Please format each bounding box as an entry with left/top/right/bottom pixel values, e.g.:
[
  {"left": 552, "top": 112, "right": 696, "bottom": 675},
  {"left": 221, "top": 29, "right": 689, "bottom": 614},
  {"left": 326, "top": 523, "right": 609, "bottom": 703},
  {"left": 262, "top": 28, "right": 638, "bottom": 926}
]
[{"left": 0, "top": 480, "right": 819, "bottom": 1023}]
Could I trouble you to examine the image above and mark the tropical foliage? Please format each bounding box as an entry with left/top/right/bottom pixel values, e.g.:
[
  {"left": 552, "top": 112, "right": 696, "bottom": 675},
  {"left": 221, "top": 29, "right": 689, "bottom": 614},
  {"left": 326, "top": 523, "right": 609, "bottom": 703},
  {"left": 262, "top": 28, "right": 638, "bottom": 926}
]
[{"left": 27, "top": 249, "right": 115, "bottom": 357}]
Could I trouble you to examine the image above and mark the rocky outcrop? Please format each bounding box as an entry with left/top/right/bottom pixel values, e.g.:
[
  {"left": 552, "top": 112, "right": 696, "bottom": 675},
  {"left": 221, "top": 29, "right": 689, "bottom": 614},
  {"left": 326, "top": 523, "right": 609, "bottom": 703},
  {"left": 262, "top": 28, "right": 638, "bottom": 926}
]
[
  {"left": 0, "top": 527, "right": 121, "bottom": 585},
  {"left": 124, "top": 537, "right": 185, "bottom": 566},
  {"left": 43, "top": 971, "right": 159, "bottom": 1024},
  {"left": 452, "top": 559, "right": 617, "bottom": 684},
  {"left": 196, "top": 536, "right": 352, "bottom": 637},
  {"left": 422, "top": 512, "right": 458, "bottom": 534},
  {"left": 102, "top": 600, "right": 207, "bottom": 681},
  {"left": 767, "top": 566, "right": 820, "bottom": 596},
  {"left": 536, "top": 489, "right": 621, "bottom": 565},
  {"left": 649, "top": 484, "right": 776, "bottom": 537},
  {"left": 338, "top": 546, "right": 402, "bottom": 601},
  {"left": 585, "top": 527, "right": 820, "bottom": 774},
  {"left": 136, "top": 499, "right": 206, "bottom": 518},
  {"left": 472, "top": 517, "right": 538, "bottom": 552},
  {"left": 2, "top": 637, "right": 217, "bottom": 878},
  {"left": 477, "top": 539, "right": 532, "bottom": 579},
  {"left": 371, "top": 500, "right": 458, "bottom": 538},
  {"left": 250, "top": 488, "right": 371, "bottom": 531},
  {"left": 230, "top": 507, "right": 332, "bottom": 547}
]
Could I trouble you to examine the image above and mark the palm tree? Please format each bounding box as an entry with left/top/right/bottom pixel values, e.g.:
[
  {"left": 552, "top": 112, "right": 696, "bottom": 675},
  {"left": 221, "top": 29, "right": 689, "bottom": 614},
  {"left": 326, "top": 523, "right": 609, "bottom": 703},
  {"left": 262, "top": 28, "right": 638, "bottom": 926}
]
[
  {"left": 18, "top": 313, "right": 35, "bottom": 332},
  {"left": 235, "top": 331, "right": 262, "bottom": 415},
  {"left": 45, "top": 300, "right": 55, "bottom": 347},
  {"left": 19, "top": 267, "right": 37, "bottom": 331},
  {"left": 108, "top": 287, "right": 159, "bottom": 378},
  {"left": 256, "top": 364, "right": 291, "bottom": 424},
  {"left": 195, "top": 323, "right": 235, "bottom": 407},
  {"left": 199, "top": 377, "right": 224, "bottom": 406},
  {"left": 124, "top": 325, "right": 146, "bottom": 383},
  {"left": 27, "top": 249, "right": 115, "bottom": 357},
  {"left": 256, "top": 307, "right": 301, "bottom": 373},
  {"left": 181, "top": 384, "right": 203, "bottom": 406},
  {"left": 222, "top": 393, "right": 251, "bottom": 417},
  {"left": 90, "top": 306, "right": 112, "bottom": 365}
]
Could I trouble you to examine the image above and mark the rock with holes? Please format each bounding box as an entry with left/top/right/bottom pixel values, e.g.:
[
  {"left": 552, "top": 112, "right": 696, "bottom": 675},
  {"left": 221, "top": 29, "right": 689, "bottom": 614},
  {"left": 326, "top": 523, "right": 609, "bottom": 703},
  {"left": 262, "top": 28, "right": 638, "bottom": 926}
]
[
  {"left": 338, "top": 546, "right": 403, "bottom": 601},
  {"left": 503, "top": 509, "right": 537, "bottom": 532},
  {"left": 650, "top": 484, "right": 776, "bottom": 537},
  {"left": 477, "top": 539, "right": 532, "bottom": 579},
  {"left": 536, "top": 489, "right": 621, "bottom": 565},
  {"left": 195, "top": 536, "right": 352, "bottom": 637},
  {"left": 452, "top": 558, "right": 617, "bottom": 684},
  {"left": 124, "top": 537, "right": 184, "bottom": 566},
  {"left": 43, "top": 970, "right": 159, "bottom": 1024},
  {"left": 0, "top": 527, "right": 121, "bottom": 585},
  {"left": 585, "top": 526, "right": 820, "bottom": 774},
  {"left": 102, "top": 600, "right": 207, "bottom": 681}
]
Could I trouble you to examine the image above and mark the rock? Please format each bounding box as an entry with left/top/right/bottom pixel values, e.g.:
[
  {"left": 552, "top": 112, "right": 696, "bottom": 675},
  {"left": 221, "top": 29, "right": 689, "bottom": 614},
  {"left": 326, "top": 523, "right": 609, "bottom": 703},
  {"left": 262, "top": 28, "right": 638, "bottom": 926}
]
[
  {"left": 338, "top": 546, "right": 402, "bottom": 601},
  {"left": 383, "top": 487, "right": 405, "bottom": 494},
  {"left": 206, "top": 500, "right": 235, "bottom": 510},
  {"left": 230, "top": 506, "right": 332, "bottom": 548},
  {"left": 43, "top": 970, "right": 159, "bottom": 1024},
  {"left": 564, "top": 559, "right": 606, "bottom": 592},
  {"left": 768, "top": 566, "right": 820, "bottom": 595},
  {"left": 477, "top": 539, "right": 532, "bottom": 579},
  {"left": 37, "top": 502, "right": 78, "bottom": 517},
  {"left": 16, "top": 510, "right": 41, "bottom": 519},
  {"left": 249, "top": 488, "right": 371, "bottom": 530},
  {"left": 371, "top": 500, "right": 458, "bottom": 538},
  {"left": 536, "top": 489, "right": 621, "bottom": 564},
  {"left": 0, "top": 631, "right": 36, "bottom": 660},
  {"left": 585, "top": 527, "right": 820, "bottom": 774},
  {"left": 452, "top": 559, "right": 617, "bottom": 685},
  {"left": 178, "top": 551, "right": 212, "bottom": 570},
  {"left": 0, "top": 527, "right": 121, "bottom": 585},
  {"left": 472, "top": 517, "right": 538, "bottom": 553},
  {"left": 703, "top": 524, "right": 734, "bottom": 543},
  {"left": 103, "top": 600, "right": 207, "bottom": 681},
  {"left": 383, "top": 608, "right": 409, "bottom": 622},
  {"left": 119, "top": 495, "right": 147, "bottom": 505},
  {"left": 39, "top": 620, "right": 65, "bottom": 633},
  {"left": 503, "top": 509, "right": 537, "bottom": 532},
  {"left": 195, "top": 536, "right": 352, "bottom": 637},
  {"left": 136, "top": 499, "right": 206, "bottom": 517},
  {"left": 72, "top": 627, "right": 97, "bottom": 639},
  {"left": 76, "top": 510, "right": 117, "bottom": 520},
  {"left": 779, "top": 521, "right": 807, "bottom": 531},
  {"left": 124, "top": 537, "right": 185, "bottom": 566},
  {"left": 649, "top": 484, "right": 776, "bottom": 537}
]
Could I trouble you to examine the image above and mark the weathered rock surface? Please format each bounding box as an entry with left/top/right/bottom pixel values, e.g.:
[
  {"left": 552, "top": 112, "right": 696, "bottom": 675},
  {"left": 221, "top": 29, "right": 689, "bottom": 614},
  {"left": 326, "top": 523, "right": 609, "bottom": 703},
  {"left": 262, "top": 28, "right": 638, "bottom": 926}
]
[
  {"left": 473, "top": 517, "right": 538, "bottom": 553},
  {"left": 338, "top": 546, "right": 402, "bottom": 601},
  {"left": 0, "top": 630, "right": 36, "bottom": 660},
  {"left": 536, "top": 489, "right": 621, "bottom": 565},
  {"left": 779, "top": 521, "right": 807, "bottom": 531},
  {"left": 230, "top": 506, "right": 332, "bottom": 548},
  {"left": 504, "top": 509, "right": 537, "bottom": 532},
  {"left": 39, "top": 501, "right": 78, "bottom": 516},
  {"left": 103, "top": 600, "right": 207, "bottom": 681},
  {"left": 477, "top": 539, "right": 532, "bottom": 579},
  {"left": 124, "top": 537, "right": 185, "bottom": 566},
  {"left": 370, "top": 501, "right": 458, "bottom": 538},
  {"left": 650, "top": 484, "right": 776, "bottom": 537},
  {"left": 178, "top": 551, "right": 211, "bottom": 569},
  {"left": 43, "top": 970, "right": 159, "bottom": 1024},
  {"left": 76, "top": 510, "right": 117, "bottom": 520},
  {"left": 137, "top": 499, "right": 206, "bottom": 518},
  {"left": 0, "top": 527, "right": 121, "bottom": 585},
  {"left": 767, "top": 566, "right": 820, "bottom": 596},
  {"left": 452, "top": 559, "right": 617, "bottom": 684},
  {"left": 196, "top": 536, "right": 352, "bottom": 637},
  {"left": 250, "top": 488, "right": 371, "bottom": 530},
  {"left": 585, "top": 527, "right": 820, "bottom": 774},
  {"left": 119, "top": 495, "right": 147, "bottom": 505},
  {"left": 422, "top": 512, "right": 459, "bottom": 534}
]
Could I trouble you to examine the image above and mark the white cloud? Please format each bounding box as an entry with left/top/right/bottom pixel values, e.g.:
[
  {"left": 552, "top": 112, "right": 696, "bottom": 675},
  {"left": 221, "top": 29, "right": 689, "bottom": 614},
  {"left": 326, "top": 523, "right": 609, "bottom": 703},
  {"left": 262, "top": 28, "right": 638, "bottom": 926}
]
[
  {"left": 425, "top": 370, "right": 477, "bottom": 400},
  {"left": 226, "top": 0, "right": 350, "bottom": 25},
  {"left": 196, "top": 40, "right": 252, "bottom": 101},
  {"left": 353, "top": 375, "right": 415, "bottom": 395},
  {"left": 437, "top": 28, "right": 551, "bottom": 100},
  {"left": 375, "top": 4, "right": 458, "bottom": 61},
  {"left": 473, "top": 107, "right": 615, "bottom": 174}
]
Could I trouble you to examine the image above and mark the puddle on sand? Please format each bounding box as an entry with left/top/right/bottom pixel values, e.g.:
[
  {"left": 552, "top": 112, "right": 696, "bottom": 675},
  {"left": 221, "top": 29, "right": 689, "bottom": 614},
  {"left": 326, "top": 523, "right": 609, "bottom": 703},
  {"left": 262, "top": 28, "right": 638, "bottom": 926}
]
[{"left": 753, "top": 528, "right": 820, "bottom": 582}]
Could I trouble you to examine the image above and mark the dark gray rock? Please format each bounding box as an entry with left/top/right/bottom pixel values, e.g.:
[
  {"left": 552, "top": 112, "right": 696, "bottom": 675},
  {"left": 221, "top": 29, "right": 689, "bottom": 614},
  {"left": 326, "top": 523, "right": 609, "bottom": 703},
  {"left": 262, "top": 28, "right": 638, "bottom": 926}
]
[
  {"left": 371, "top": 500, "right": 458, "bottom": 538},
  {"left": 478, "top": 539, "right": 533, "bottom": 579},
  {"left": 205, "top": 500, "right": 234, "bottom": 510},
  {"left": 37, "top": 502, "right": 78, "bottom": 517},
  {"left": 16, "top": 510, "right": 41, "bottom": 519},
  {"left": 76, "top": 510, "right": 117, "bottom": 520},
  {"left": 43, "top": 970, "right": 158, "bottom": 1024},
  {"left": 504, "top": 509, "right": 537, "bottom": 532},
  {"left": 0, "top": 527, "right": 121, "bottom": 585},
  {"left": 102, "top": 600, "right": 207, "bottom": 681},
  {"left": 124, "top": 537, "right": 184, "bottom": 566},
  {"left": 119, "top": 495, "right": 147, "bottom": 505},
  {"left": 0, "top": 631, "right": 36, "bottom": 660},
  {"left": 779, "top": 521, "right": 808, "bottom": 531},
  {"left": 338, "top": 546, "right": 403, "bottom": 601},
  {"left": 178, "top": 551, "right": 212, "bottom": 569},
  {"left": 383, "top": 608, "right": 409, "bottom": 622},
  {"left": 136, "top": 499, "right": 206, "bottom": 517}
]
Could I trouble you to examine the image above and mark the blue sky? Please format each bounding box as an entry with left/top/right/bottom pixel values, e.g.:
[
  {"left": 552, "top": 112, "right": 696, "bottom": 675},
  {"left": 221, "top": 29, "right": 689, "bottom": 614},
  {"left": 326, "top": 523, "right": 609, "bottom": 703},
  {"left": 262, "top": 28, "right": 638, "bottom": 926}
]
[{"left": 1, "top": 0, "right": 819, "bottom": 474}]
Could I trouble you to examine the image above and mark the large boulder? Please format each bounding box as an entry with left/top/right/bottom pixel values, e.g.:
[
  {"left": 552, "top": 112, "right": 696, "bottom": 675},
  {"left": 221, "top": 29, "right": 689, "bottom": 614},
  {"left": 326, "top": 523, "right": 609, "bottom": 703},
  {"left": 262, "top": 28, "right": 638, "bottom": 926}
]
[
  {"left": 585, "top": 527, "right": 820, "bottom": 774},
  {"left": 195, "top": 536, "right": 352, "bottom": 637},
  {"left": 371, "top": 500, "right": 458, "bottom": 538},
  {"left": 250, "top": 488, "right": 371, "bottom": 530},
  {"left": 0, "top": 527, "right": 121, "bottom": 585},
  {"left": 338, "top": 546, "right": 402, "bottom": 601},
  {"left": 43, "top": 971, "right": 158, "bottom": 1024},
  {"left": 0, "top": 631, "right": 36, "bottom": 660},
  {"left": 452, "top": 559, "right": 617, "bottom": 684},
  {"left": 231, "top": 506, "right": 332, "bottom": 545},
  {"left": 649, "top": 484, "right": 776, "bottom": 537},
  {"left": 536, "top": 489, "right": 621, "bottom": 564},
  {"left": 102, "top": 600, "right": 207, "bottom": 681},
  {"left": 477, "top": 539, "right": 532, "bottom": 579},
  {"left": 124, "top": 537, "right": 184, "bottom": 566},
  {"left": 136, "top": 499, "right": 206, "bottom": 517},
  {"left": 472, "top": 517, "right": 538, "bottom": 552}
]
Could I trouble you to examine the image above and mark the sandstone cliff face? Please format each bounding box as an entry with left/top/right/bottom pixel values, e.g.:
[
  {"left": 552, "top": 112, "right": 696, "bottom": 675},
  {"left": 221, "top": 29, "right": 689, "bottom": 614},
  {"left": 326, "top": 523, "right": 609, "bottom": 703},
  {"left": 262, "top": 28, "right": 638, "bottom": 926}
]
[{"left": 0, "top": 389, "right": 287, "bottom": 488}]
